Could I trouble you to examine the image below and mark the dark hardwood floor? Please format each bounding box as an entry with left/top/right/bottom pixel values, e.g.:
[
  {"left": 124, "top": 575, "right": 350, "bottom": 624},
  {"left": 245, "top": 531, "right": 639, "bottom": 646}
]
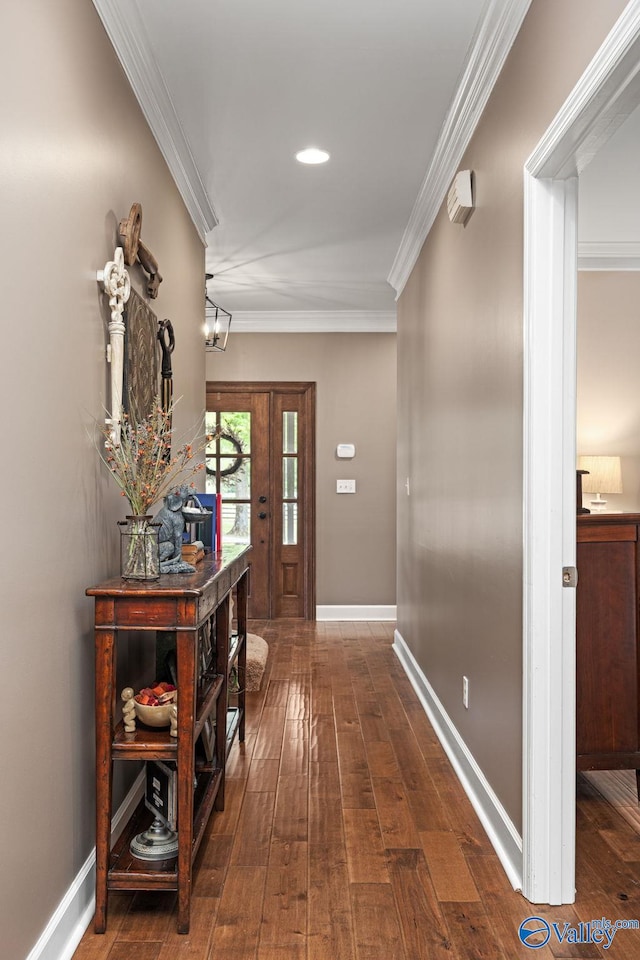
[{"left": 73, "top": 620, "right": 640, "bottom": 959}]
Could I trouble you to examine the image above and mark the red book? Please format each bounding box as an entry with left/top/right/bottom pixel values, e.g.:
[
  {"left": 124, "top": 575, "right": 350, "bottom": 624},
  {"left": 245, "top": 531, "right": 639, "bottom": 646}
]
[{"left": 215, "top": 493, "right": 222, "bottom": 552}]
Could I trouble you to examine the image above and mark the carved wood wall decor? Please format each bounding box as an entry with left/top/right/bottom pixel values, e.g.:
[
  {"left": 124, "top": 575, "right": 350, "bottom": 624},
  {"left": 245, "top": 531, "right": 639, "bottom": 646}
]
[
  {"left": 119, "top": 202, "right": 142, "bottom": 265},
  {"left": 124, "top": 288, "right": 159, "bottom": 426},
  {"left": 118, "top": 202, "right": 163, "bottom": 299},
  {"left": 138, "top": 239, "right": 163, "bottom": 299}
]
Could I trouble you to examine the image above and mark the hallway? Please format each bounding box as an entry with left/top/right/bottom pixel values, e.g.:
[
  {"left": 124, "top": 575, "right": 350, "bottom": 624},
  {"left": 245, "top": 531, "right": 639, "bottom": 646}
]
[{"left": 73, "top": 620, "right": 640, "bottom": 959}]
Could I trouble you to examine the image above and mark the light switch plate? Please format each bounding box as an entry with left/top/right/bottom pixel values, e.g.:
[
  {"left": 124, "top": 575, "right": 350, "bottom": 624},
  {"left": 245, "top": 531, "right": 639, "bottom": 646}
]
[{"left": 336, "top": 479, "right": 356, "bottom": 494}]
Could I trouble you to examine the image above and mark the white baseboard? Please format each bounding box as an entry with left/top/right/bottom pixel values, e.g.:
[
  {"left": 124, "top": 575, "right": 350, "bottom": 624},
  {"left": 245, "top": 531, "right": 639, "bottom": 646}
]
[
  {"left": 393, "top": 629, "right": 523, "bottom": 891},
  {"left": 27, "top": 771, "right": 145, "bottom": 960},
  {"left": 316, "top": 604, "right": 396, "bottom": 621}
]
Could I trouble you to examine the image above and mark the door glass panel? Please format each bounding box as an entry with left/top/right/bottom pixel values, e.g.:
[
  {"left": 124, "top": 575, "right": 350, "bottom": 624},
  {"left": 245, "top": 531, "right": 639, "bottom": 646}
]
[
  {"left": 224, "top": 502, "right": 250, "bottom": 545},
  {"left": 205, "top": 411, "right": 250, "bottom": 498},
  {"left": 221, "top": 412, "right": 251, "bottom": 453},
  {"left": 283, "top": 502, "right": 298, "bottom": 545},
  {"left": 205, "top": 468, "right": 218, "bottom": 494},
  {"left": 283, "top": 411, "right": 298, "bottom": 454},
  {"left": 205, "top": 411, "right": 218, "bottom": 436},
  {"left": 283, "top": 457, "right": 298, "bottom": 500},
  {"left": 221, "top": 458, "right": 250, "bottom": 499},
  {"left": 282, "top": 411, "right": 298, "bottom": 544},
  {"left": 205, "top": 455, "right": 217, "bottom": 492}
]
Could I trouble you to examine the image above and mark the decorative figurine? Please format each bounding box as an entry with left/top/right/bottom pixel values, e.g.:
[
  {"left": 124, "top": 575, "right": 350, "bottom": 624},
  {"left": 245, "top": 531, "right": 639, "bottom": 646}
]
[
  {"left": 121, "top": 687, "right": 136, "bottom": 732},
  {"left": 157, "top": 318, "right": 175, "bottom": 428},
  {"left": 157, "top": 484, "right": 197, "bottom": 573},
  {"left": 169, "top": 702, "right": 178, "bottom": 738}
]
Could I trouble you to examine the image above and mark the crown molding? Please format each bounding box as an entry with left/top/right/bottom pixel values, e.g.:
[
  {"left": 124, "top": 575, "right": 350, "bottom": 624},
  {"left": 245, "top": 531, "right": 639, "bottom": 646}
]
[
  {"left": 230, "top": 310, "right": 397, "bottom": 333},
  {"left": 578, "top": 241, "right": 640, "bottom": 271},
  {"left": 387, "top": 0, "right": 532, "bottom": 298},
  {"left": 527, "top": 0, "right": 640, "bottom": 180},
  {"left": 92, "top": 0, "right": 218, "bottom": 242}
]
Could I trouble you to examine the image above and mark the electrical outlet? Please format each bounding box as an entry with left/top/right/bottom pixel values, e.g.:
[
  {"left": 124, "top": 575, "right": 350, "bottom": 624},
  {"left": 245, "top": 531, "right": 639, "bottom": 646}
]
[{"left": 462, "top": 676, "right": 469, "bottom": 709}]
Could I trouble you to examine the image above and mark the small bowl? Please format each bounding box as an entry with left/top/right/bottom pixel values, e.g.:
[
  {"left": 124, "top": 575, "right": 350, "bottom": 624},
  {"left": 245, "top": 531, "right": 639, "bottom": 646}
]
[
  {"left": 182, "top": 507, "right": 212, "bottom": 521},
  {"left": 134, "top": 696, "right": 176, "bottom": 728}
]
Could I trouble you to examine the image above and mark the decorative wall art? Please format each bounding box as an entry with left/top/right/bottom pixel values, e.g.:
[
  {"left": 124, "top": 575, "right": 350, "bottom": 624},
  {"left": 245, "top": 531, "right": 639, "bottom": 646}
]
[
  {"left": 124, "top": 287, "right": 159, "bottom": 426},
  {"left": 96, "top": 204, "right": 168, "bottom": 448},
  {"left": 157, "top": 318, "right": 175, "bottom": 417},
  {"left": 119, "top": 201, "right": 163, "bottom": 299},
  {"left": 96, "top": 246, "right": 131, "bottom": 446}
]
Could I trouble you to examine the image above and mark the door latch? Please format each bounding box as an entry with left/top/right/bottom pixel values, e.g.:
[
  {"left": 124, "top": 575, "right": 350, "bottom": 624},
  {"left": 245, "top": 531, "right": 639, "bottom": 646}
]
[{"left": 562, "top": 566, "right": 578, "bottom": 588}]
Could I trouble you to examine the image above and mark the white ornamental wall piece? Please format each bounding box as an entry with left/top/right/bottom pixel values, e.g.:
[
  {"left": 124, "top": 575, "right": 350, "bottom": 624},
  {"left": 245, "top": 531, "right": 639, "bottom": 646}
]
[{"left": 97, "top": 247, "right": 130, "bottom": 446}]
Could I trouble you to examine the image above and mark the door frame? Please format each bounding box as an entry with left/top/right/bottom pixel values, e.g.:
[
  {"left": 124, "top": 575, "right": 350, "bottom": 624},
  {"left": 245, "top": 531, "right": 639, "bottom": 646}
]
[
  {"left": 523, "top": 1, "right": 640, "bottom": 904},
  {"left": 207, "top": 380, "right": 316, "bottom": 619}
]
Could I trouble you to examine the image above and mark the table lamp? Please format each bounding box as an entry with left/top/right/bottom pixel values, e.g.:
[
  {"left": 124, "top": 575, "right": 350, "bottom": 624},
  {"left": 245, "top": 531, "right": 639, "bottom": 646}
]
[{"left": 577, "top": 455, "right": 623, "bottom": 512}]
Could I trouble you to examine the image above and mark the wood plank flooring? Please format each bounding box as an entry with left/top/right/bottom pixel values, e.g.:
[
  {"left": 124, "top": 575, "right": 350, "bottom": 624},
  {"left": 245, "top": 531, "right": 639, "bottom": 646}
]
[{"left": 73, "top": 621, "right": 640, "bottom": 959}]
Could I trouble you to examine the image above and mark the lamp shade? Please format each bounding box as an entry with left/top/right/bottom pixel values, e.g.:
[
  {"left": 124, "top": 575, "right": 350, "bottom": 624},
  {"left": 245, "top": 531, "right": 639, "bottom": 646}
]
[{"left": 577, "top": 456, "right": 623, "bottom": 494}]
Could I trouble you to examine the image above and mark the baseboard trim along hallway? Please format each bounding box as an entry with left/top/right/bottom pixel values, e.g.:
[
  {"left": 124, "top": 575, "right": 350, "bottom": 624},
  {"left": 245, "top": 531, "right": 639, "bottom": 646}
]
[
  {"left": 316, "top": 604, "right": 397, "bottom": 621},
  {"left": 393, "top": 628, "right": 523, "bottom": 892},
  {"left": 27, "top": 772, "right": 145, "bottom": 960}
]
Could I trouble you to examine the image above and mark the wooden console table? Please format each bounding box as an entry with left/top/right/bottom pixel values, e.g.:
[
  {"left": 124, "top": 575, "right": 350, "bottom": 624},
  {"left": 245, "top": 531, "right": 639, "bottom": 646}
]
[
  {"left": 577, "top": 514, "right": 640, "bottom": 796},
  {"left": 87, "top": 544, "right": 250, "bottom": 934}
]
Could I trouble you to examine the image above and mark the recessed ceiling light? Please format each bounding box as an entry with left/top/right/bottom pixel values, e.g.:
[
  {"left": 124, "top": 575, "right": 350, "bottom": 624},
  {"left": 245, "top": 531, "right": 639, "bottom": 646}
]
[{"left": 295, "top": 147, "right": 330, "bottom": 165}]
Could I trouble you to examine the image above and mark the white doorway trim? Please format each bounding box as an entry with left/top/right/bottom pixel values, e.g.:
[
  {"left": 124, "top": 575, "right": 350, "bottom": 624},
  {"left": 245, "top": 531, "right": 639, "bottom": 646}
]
[{"left": 523, "top": 0, "right": 640, "bottom": 904}]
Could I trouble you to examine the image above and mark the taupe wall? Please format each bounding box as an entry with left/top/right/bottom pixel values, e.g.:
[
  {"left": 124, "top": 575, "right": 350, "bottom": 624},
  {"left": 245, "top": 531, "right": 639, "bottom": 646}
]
[
  {"left": 397, "top": 0, "right": 628, "bottom": 832},
  {"left": 0, "top": 2, "right": 205, "bottom": 956},
  {"left": 207, "top": 333, "right": 397, "bottom": 606},
  {"left": 577, "top": 271, "right": 640, "bottom": 512}
]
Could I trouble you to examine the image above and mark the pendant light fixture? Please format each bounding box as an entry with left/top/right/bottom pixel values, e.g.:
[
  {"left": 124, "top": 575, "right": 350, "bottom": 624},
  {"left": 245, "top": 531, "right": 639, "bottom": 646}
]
[{"left": 204, "top": 273, "right": 232, "bottom": 352}]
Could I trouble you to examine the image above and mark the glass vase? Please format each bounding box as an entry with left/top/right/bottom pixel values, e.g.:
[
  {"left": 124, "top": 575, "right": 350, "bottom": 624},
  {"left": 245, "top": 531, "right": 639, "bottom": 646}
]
[{"left": 119, "top": 516, "right": 160, "bottom": 580}]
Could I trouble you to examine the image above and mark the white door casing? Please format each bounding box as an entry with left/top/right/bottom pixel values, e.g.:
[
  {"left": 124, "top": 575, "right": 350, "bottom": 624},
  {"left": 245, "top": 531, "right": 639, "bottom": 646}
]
[{"left": 523, "top": 0, "right": 640, "bottom": 905}]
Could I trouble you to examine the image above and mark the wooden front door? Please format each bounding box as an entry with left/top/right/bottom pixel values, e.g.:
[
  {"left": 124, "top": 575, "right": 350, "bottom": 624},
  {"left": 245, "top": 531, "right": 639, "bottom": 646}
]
[{"left": 205, "top": 382, "right": 315, "bottom": 619}]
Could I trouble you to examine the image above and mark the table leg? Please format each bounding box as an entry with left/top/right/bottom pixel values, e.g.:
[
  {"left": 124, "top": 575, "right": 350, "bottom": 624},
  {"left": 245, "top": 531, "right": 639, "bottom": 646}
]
[
  {"left": 94, "top": 628, "right": 116, "bottom": 933},
  {"left": 175, "top": 628, "right": 196, "bottom": 934},
  {"left": 215, "top": 594, "right": 229, "bottom": 812},
  {"left": 237, "top": 571, "right": 248, "bottom": 743}
]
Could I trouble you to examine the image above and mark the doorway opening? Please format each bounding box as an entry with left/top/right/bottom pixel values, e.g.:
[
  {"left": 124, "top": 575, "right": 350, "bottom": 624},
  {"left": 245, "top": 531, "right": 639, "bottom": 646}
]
[
  {"left": 522, "top": 4, "right": 640, "bottom": 905},
  {"left": 206, "top": 381, "right": 316, "bottom": 619}
]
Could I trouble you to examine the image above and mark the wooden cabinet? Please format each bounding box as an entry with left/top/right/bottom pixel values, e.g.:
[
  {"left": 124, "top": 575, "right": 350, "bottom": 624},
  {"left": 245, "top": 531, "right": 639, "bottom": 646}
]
[
  {"left": 86, "top": 545, "right": 250, "bottom": 934},
  {"left": 576, "top": 515, "right": 640, "bottom": 792}
]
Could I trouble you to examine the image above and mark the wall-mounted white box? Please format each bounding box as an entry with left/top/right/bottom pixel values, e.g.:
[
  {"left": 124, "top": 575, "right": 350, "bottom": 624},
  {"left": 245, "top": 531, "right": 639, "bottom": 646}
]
[{"left": 336, "top": 443, "right": 356, "bottom": 459}]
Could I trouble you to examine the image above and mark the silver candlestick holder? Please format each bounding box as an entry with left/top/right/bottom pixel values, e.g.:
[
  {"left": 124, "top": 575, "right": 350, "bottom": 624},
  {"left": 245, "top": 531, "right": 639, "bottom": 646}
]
[{"left": 130, "top": 818, "right": 178, "bottom": 861}]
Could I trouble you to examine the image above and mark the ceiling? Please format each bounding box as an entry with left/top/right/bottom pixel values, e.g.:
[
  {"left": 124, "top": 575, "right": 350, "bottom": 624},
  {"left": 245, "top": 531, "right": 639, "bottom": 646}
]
[{"left": 94, "top": 0, "right": 535, "bottom": 325}]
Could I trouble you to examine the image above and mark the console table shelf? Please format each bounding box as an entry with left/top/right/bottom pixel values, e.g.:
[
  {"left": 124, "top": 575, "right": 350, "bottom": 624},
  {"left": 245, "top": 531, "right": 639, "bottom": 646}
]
[{"left": 87, "top": 544, "right": 250, "bottom": 934}]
